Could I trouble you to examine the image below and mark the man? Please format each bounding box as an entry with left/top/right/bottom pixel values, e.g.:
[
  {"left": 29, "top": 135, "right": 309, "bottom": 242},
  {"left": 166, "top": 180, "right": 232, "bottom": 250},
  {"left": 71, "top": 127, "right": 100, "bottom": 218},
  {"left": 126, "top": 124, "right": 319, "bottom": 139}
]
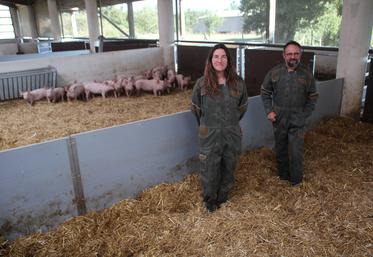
[{"left": 261, "top": 40, "right": 318, "bottom": 186}]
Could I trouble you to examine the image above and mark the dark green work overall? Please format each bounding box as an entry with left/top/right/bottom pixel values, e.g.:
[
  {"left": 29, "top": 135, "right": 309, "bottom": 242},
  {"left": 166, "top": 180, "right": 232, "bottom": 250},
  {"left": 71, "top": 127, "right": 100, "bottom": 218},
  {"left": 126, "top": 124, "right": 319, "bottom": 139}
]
[
  {"left": 261, "top": 64, "right": 318, "bottom": 185},
  {"left": 191, "top": 76, "right": 248, "bottom": 206}
]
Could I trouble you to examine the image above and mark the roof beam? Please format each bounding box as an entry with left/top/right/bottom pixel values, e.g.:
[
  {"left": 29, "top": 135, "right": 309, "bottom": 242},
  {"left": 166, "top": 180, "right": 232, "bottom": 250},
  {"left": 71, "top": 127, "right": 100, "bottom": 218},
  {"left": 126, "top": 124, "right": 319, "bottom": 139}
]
[{"left": 0, "top": 0, "right": 34, "bottom": 6}]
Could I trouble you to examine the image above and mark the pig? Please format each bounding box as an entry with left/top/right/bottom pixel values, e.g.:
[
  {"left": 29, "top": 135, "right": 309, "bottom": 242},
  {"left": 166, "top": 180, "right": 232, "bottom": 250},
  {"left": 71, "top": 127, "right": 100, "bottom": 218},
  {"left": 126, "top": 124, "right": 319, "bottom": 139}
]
[
  {"left": 46, "top": 87, "right": 65, "bottom": 103},
  {"left": 176, "top": 74, "right": 192, "bottom": 90},
  {"left": 134, "top": 75, "right": 145, "bottom": 81},
  {"left": 19, "top": 87, "right": 48, "bottom": 106},
  {"left": 162, "top": 78, "right": 174, "bottom": 94},
  {"left": 166, "top": 68, "right": 177, "bottom": 88},
  {"left": 83, "top": 82, "right": 116, "bottom": 100},
  {"left": 152, "top": 65, "right": 168, "bottom": 79},
  {"left": 104, "top": 79, "right": 119, "bottom": 98},
  {"left": 122, "top": 76, "right": 135, "bottom": 97},
  {"left": 65, "top": 83, "right": 86, "bottom": 101},
  {"left": 135, "top": 78, "right": 166, "bottom": 96},
  {"left": 144, "top": 69, "right": 153, "bottom": 79}
]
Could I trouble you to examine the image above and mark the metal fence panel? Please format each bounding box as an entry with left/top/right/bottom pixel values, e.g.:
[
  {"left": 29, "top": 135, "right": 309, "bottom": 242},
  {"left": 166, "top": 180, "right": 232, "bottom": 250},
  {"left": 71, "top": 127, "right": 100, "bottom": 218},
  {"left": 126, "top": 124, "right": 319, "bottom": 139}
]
[
  {"left": 0, "top": 79, "right": 343, "bottom": 240},
  {"left": 74, "top": 112, "right": 199, "bottom": 211},
  {"left": 0, "top": 67, "right": 57, "bottom": 101},
  {"left": 0, "top": 139, "right": 76, "bottom": 240}
]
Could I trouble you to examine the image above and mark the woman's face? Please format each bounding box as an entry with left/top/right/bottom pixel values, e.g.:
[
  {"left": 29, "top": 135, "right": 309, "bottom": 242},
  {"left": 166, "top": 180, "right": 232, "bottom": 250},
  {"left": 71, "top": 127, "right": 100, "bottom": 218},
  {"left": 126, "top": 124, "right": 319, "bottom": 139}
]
[{"left": 212, "top": 48, "right": 228, "bottom": 73}]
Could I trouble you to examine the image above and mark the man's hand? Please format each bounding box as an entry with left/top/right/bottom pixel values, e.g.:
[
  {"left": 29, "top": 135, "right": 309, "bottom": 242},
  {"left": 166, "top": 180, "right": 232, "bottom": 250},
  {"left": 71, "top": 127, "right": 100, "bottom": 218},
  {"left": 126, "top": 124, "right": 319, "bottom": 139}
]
[{"left": 267, "top": 111, "right": 276, "bottom": 122}]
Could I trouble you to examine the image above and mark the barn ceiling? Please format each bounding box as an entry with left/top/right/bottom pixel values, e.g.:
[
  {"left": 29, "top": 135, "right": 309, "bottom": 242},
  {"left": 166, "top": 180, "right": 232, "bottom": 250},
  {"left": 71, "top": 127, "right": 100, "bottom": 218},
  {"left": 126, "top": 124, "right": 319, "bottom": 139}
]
[
  {"left": 57, "top": 0, "right": 142, "bottom": 11},
  {"left": 0, "top": 0, "right": 34, "bottom": 7},
  {"left": 0, "top": 0, "right": 142, "bottom": 9}
]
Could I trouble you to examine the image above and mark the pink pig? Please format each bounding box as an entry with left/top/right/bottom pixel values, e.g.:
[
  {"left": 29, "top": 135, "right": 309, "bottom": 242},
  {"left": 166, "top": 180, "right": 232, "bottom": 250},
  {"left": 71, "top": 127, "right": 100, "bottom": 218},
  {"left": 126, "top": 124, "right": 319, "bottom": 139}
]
[
  {"left": 46, "top": 87, "right": 65, "bottom": 103},
  {"left": 83, "top": 82, "right": 116, "bottom": 100},
  {"left": 19, "top": 87, "right": 48, "bottom": 106},
  {"left": 65, "top": 83, "right": 86, "bottom": 101},
  {"left": 135, "top": 79, "right": 166, "bottom": 96},
  {"left": 122, "top": 76, "right": 135, "bottom": 97},
  {"left": 167, "top": 69, "right": 177, "bottom": 88},
  {"left": 176, "top": 74, "right": 192, "bottom": 90}
]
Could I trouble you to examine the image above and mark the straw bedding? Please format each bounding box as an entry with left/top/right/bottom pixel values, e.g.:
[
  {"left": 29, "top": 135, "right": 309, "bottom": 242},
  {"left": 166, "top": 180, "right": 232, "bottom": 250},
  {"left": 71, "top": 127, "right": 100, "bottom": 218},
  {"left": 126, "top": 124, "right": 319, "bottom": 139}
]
[
  {"left": 1, "top": 114, "right": 372, "bottom": 256},
  {"left": 0, "top": 90, "right": 192, "bottom": 151}
]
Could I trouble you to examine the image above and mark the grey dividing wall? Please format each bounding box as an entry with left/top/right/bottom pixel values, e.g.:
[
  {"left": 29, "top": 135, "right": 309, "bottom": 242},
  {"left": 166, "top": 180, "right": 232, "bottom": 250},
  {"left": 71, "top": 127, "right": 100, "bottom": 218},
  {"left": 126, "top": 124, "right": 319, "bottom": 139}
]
[{"left": 0, "top": 78, "right": 343, "bottom": 240}]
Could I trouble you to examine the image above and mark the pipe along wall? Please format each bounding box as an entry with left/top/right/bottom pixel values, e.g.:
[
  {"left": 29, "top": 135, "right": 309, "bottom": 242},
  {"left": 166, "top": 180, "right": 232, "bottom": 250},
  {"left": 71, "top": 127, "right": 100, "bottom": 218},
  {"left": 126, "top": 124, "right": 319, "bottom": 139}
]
[{"left": 0, "top": 79, "right": 343, "bottom": 240}]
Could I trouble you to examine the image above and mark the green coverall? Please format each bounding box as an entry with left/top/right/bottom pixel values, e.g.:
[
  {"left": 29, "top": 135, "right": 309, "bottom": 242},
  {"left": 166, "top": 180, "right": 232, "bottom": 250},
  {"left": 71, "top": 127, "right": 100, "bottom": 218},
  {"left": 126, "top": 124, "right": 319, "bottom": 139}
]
[
  {"left": 191, "top": 76, "right": 248, "bottom": 208},
  {"left": 261, "top": 63, "right": 318, "bottom": 185}
]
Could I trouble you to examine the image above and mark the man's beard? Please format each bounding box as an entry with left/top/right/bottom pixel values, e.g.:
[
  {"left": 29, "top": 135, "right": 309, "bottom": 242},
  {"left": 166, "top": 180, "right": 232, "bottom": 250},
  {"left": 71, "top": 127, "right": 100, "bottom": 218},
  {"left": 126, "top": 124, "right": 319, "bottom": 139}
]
[{"left": 287, "top": 59, "right": 300, "bottom": 68}]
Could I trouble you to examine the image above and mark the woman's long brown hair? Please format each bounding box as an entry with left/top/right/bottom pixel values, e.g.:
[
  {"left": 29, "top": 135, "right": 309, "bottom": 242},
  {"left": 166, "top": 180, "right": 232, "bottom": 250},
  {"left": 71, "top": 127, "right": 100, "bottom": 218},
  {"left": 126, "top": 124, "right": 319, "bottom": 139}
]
[{"left": 203, "top": 43, "right": 241, "bottom": 96}]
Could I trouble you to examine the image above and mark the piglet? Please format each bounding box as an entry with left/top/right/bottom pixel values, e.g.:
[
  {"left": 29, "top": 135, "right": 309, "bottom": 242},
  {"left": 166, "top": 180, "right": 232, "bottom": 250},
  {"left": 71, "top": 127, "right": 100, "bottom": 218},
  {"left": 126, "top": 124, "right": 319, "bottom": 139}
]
[
  {"left": 122, "top": 76, "right": 135, "bottom": 97},
  {"left": 47, "top": 87, "right": 65, "bottom": 103},
  {"left": 135, "top": 79, "right": 165, "bottom": 96},
  {"left": 167, "top": 68, "right": 177, "bottom": 88},
  {"left": 65, "top": 83, "right": 86, "bottom": 101},
  {"left": 83, "top": 82, "right": 116, "bottom": 100},
  {"left": 176, "top": 74, "right": 192, "bottom": 90},
  {"left": 19, "top": 88, "right": 48, "bottom": 106}
]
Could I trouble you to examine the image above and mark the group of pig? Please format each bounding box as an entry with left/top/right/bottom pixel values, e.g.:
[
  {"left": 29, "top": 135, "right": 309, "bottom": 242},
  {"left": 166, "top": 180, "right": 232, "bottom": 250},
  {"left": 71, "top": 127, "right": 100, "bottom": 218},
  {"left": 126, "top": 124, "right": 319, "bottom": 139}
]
[{"left": 19, "top": 65, "right": 192, "bottom": 106}]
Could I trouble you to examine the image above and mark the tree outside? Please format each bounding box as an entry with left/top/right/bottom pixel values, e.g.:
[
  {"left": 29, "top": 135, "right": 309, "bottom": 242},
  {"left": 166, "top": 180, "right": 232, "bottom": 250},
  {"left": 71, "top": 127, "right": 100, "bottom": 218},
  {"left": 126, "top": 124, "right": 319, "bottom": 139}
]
[
  {"left": 203, "top": 12, "right": 223, "bottom": 38},
  {"left": 61, "top": 3, "right": 158, "bottom": 39},
  {"left": 239, "top": 0, "right": 343, "bottom": 46},
  {"left": 58, "top": 0, "right": 356, "bottom": 48}
]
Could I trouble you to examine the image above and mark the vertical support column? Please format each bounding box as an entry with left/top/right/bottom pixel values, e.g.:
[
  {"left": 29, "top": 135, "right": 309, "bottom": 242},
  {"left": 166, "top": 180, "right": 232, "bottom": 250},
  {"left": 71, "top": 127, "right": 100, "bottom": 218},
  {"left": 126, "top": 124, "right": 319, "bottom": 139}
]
[
  {"left": 157, "top": 0, "right": 175, "bottom": 68},
  {"left": 127, "top": 1, "right": 135, "bottom": 38},
  {"left": 336, "top": 0, "right": 373, "bottom": 118},
  {"left": 9, "top": 7, "right": 21, "bottom": 39},
  {"left": 179, "top": 0, "right": 186, "bottom": 38},
  {"left": 85, "top": 0, "right": 100, "bottom": 53},
  {"left": 26, "top": 5, "right": 39, "bottom": 40},
  {"left": 71, "top": 11, "right": 78, "bottom": 37},
  {"left": 268, "top": 0, "right": 276, "bottom": 43},
  {"left": 47, "top": 0, "right": 62, "bottom": 41}
]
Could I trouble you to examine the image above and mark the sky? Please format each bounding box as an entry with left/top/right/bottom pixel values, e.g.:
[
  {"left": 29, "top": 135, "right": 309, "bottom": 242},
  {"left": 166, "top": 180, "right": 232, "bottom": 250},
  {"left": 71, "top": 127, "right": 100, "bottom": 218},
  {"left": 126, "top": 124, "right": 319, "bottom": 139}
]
[
  {"left": 132, "top": 0, "right": 239, "bottom": 12},
  {"left": 181, "top": 0, "right": 238, "bottom": 11}
]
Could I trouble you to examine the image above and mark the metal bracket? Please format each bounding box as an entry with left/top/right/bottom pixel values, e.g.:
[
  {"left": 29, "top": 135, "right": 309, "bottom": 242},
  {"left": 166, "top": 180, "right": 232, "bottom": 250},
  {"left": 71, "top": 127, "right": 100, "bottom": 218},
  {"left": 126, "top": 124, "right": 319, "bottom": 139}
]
[{"left": 66, "top": 136, "right": 87, "bottom": 216}]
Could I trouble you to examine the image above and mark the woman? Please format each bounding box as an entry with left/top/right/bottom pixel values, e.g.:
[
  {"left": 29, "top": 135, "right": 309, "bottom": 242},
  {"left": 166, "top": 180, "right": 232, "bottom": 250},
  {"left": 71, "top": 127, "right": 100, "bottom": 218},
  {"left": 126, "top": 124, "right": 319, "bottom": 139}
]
[{"left": 191, "top": 43, "right": 248, "bottom": 212}]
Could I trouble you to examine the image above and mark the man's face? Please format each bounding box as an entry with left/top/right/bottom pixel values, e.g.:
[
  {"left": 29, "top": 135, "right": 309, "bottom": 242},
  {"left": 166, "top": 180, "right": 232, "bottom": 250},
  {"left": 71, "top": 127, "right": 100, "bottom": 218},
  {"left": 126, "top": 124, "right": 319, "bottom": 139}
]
[{"left": 283, "top": 44, "right": 301, "bottom": 70}]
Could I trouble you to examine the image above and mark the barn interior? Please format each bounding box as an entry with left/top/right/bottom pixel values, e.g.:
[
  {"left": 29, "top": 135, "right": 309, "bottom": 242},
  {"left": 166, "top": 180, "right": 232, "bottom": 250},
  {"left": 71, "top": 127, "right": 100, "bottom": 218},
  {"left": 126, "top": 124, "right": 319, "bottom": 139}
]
[{"left": 0, "top": 0, "right": 372, "bottom": 256}]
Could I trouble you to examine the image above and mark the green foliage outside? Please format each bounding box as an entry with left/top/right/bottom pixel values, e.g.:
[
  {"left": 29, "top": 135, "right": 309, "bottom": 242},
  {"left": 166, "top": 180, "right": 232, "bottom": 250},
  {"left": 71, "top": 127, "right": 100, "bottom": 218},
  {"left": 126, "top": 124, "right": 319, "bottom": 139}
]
[
  {"left": 184, "top": 9, "right": 223, "bottom": 38},
  {"left": 204, "top": 12, "right": 223, "bottom": 37},
  {"left": 61, "top": 5, "right": 158, "bottom": 39},
  {"left": 185, "top": 9, "right": 207, "bottom": 33},
  {"left": 61, "top": 10, "right": 89, "bottom": 38},
  {"left": 60, "top": 0, "right": 373, "bottom": 48},
  {"left": 239, "top": 0, "right": 343, "bottom": 46},
  {"left": 133, "top": 7, "right": 158, "bottom": 36}
]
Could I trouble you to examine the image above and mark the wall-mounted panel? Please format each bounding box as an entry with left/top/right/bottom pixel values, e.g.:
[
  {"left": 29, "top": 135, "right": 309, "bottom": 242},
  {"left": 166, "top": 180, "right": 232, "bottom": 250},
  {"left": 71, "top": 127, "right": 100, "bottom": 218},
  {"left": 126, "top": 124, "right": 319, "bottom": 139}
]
[
  {"left": 177, "top": 45, "right": 237, "bottom": 81},
  {"left": 244, "top": 49, "right": 314, "bottom": 96},
  {"left": 309, "top": 79, "right": 343, "bottom": 124}
]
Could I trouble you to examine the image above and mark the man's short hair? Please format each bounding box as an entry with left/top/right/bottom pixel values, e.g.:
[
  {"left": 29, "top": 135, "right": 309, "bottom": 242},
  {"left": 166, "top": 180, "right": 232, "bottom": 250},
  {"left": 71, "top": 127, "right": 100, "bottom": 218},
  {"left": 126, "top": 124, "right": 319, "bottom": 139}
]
[{"left": 283, "top": 40, "right": 302, "bottom": 52}]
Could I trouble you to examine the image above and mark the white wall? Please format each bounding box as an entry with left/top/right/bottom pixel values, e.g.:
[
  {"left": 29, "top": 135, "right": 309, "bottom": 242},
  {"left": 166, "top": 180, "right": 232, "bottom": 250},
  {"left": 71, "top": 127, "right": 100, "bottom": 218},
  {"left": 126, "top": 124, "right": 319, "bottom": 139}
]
[{"left": 0, "top": 47, "right": 164, "bottom": 86}]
